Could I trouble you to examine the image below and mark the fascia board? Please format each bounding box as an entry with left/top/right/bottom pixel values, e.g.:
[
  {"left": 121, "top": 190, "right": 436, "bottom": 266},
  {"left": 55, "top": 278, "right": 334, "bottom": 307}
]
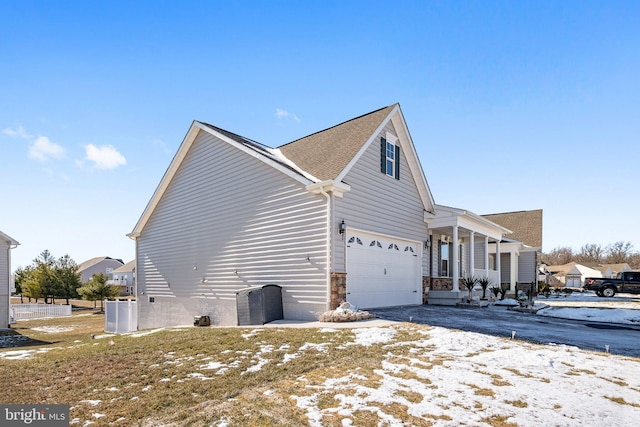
[
  {"left": 0, "top": 231, "right": 19, "bottom": 246},
  {"left": 129, "top": 121, "right": 202, "bottom": 238},
  {"left": 334, "top": 106, "right": 397, "bottom": 184},
  {"left": 334, "top": 105, "right": 436, "bottom": 214},
  {"left": 390, "top": 106, "right": 436, "bottom": 213}
]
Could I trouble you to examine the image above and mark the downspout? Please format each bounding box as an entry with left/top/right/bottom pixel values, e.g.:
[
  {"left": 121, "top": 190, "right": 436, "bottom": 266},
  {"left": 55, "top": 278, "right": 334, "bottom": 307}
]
[{"left": 317, "top": 186, "right": 332, "bottom": 312}]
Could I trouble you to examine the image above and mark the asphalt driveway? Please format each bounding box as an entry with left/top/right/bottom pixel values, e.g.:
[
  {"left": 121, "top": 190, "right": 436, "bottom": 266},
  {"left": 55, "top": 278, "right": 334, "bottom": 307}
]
[{"left": 369, "top": 304, "right": 640, "bottom": 357}]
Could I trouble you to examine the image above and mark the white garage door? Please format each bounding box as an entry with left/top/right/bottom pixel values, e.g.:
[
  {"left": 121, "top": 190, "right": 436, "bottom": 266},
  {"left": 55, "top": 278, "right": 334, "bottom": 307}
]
[
  {"left": 346, "top": 230, "right": 421, "bottom": 308},
  {"left": 566, "top": 277, "right": 582, "bottom": 288}
]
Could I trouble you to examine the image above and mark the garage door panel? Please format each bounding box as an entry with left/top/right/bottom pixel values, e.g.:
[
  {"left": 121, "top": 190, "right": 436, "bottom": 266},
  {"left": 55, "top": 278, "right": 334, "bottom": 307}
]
[{"left": 346, "top": 231, "right": 420, "bottom": 308}]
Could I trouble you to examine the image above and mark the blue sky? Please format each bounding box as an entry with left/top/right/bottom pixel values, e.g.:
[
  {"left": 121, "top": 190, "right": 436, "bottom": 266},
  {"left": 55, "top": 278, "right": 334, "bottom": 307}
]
[{"left": 2, "top": 0, "right": 639, "bottom": 270}]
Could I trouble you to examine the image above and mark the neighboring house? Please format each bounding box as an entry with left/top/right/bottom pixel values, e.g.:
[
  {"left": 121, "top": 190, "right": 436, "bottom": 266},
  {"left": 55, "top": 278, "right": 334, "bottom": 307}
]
[
  {"left": 129, "top": 104, "right": 524, "bottom": 328},
  {"left": 546, "top": 262, "right": 602, "bottom": 288},
  {"left": 1, "top": 231, "right": 20, "bottom": 328},
  {"left": 592, "top": 263, "right": 632, "bottom": 278},
  {"left": 77, "top": 256, "right": 124, "bottom": 283},
  {"left": 107, "top": 260, "right": 135, "bottom": 296},
  {"left": 481, "top": 210, "right": 543, "bottom": 295}
]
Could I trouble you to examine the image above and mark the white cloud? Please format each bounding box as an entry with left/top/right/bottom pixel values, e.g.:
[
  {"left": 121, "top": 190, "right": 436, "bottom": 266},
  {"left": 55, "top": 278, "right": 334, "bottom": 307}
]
[
  {"left": 28, "top": 136, "right": 66, "bottom": 162},
  {"left": 84, "top": 144, "right": 126, "bottom": 170},
  {"left": 275, "top": 108, "right": 300, "bottom": 122},
  {"left": 3, "top": 125, "right": 33, "bottom": 139}
]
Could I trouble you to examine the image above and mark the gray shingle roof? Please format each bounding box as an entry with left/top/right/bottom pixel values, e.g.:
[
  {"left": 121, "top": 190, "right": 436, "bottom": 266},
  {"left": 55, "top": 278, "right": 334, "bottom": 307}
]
[
  {"left": 77, "top": 256, "right": 124, "bottom": 272},
  {"left": 278, "top": 105, "right": 396, "bottom": 181},
  {"left": 482, "top": 209, "right": 543, "bottom": 248}
]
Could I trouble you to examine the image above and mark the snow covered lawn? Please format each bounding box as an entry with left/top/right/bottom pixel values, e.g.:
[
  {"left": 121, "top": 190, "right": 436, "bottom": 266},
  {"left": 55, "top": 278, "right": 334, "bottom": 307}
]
[
  {"left": 2, "top": 319, "right": 639, "bottom": 426},
  {"left": 291, "top": 326, "right": 640, "bottom": 426}
]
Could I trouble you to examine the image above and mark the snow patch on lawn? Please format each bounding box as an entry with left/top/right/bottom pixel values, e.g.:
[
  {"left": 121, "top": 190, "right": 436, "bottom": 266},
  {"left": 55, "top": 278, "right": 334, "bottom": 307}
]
[
  {"left": 0, "top": 347, "right": 57, "bottom": 360},
  {"left": 292, "top": 325, "right": 640, "bottom": 427},
  {"left": 130, "top": 328, "right": 165, "bottom": 337},
  {"left": 32, "top": 326, "right": 76, "bottom": 333},
  {"left": 351, "top": 327, "right": 396, "bottom": 346}
]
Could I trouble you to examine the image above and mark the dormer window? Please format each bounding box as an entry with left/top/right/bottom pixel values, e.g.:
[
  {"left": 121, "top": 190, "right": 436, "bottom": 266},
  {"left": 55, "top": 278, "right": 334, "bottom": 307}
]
[{"left": 380, "top": 133, "right": 400, "bottom": 180}]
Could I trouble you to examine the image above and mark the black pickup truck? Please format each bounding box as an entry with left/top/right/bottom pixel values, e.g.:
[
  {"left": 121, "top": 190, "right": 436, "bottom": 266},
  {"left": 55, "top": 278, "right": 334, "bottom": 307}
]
[{"left": 584, "top": 271, "right": 640, "bottom": 297}]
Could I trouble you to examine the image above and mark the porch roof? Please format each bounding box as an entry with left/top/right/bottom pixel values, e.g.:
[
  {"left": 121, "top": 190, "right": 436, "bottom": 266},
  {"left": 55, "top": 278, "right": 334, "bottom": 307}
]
[{"left": 428, "top": 204, "right": 512, "bottom": 241}]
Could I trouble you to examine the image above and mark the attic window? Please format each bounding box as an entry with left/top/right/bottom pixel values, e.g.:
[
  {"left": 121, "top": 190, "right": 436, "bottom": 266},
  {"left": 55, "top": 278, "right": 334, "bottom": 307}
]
[{"left": 380, "top": 133, "right": 400, "bottom": 180}]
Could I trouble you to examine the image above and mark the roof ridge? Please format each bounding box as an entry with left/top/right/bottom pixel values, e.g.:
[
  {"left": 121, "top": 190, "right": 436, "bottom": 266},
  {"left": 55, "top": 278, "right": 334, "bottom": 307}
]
[
  {"left": 278, "top": 104, "right": 396, "bottom": 148},
  {"left": 198, "top": 121, "right": 272, "bottom": 150}
]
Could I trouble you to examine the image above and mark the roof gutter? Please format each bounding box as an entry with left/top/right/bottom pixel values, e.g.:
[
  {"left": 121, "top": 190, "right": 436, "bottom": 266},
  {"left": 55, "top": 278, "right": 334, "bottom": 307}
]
[{"left": 306, "top": 180, "right": 351, "bottom": 198}]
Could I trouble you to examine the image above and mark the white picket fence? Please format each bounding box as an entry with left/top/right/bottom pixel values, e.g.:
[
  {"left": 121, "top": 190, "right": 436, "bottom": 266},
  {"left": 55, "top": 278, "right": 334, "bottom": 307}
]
[
  {"left": 105, "top": 300, "right": 137, "bottom": 333},
  {"left": 10, "top": 303, "right": 72, "bottom": 321}
]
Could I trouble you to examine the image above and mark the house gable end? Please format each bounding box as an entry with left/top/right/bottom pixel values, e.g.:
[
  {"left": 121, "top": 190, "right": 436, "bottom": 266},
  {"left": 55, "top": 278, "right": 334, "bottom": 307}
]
[
  {"left": 130, "top": 122, "right": 314, "bottom": 238},
  {"left": 334, "top": 105, "right": 435, "bottom": 214}
]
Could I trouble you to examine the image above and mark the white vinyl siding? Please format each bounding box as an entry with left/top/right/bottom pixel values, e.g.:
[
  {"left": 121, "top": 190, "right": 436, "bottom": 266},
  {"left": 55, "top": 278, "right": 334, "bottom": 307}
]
[
  {"left": 518, "top": 251, "right": 537, "bottom": 283},
  {"left": 334, "top": 122, "right": 428, "bottom": 274},
  {"left": 137, "top": 130, "right": 328, "bottom": 327}
]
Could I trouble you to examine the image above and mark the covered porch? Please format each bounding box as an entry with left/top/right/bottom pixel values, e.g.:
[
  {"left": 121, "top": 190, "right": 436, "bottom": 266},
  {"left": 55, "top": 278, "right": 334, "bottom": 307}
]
[{"left": 425, "top": 205, "right": 511, "bottom": 305}]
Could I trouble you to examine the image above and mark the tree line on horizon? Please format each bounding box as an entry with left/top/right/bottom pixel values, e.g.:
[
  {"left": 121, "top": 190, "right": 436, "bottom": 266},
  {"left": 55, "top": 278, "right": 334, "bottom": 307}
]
[
  {"left": 13, "top": 250, "right": 121, "bottom": 310},
  {"left": 541, "top": 241, "right": 640, "bottom": 269}
]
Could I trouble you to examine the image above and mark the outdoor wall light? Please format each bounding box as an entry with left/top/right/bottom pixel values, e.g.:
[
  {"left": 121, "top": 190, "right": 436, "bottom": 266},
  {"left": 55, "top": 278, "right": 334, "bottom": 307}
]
[
  {"left": 339, "top": 220, "right": 346, "bottom": 235},
  {"left": 425, "top": 239, "right": 431, "bottom": 249}
]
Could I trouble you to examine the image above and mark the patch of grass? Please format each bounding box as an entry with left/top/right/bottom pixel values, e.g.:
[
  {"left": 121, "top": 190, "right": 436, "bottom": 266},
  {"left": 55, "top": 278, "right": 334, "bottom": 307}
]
[
  {"left": 464, "top": 383, "right": 496, "bottom": 397},
  {"left": 396, "top": 389, "right": 425, "bottom": 404},
  {"left": 567, "top": 368, "right": 596, "bottom": 377},
  {"left": 487, "top": 373, "right": 513, "bottom": 387},
  {"left": 605, "top": 396, "right": 640, "bottom": 408},
  {"left": 503, "top": 367, "right": 534, "bottom": 379},
  {"left": 2, "top": 320, "right": 391, "bottom": 426},
  {"left": 481, "top": 414, "right": 519, "bottom": 427},
  {"left": 424, "top": 413, "right": 452, "bottom": 421},
  {"left": 601, "top": 377, "right": 628, "bottom": 387},
  {"left": 505, "top": 399, "right": 528, "bottom": 408}
]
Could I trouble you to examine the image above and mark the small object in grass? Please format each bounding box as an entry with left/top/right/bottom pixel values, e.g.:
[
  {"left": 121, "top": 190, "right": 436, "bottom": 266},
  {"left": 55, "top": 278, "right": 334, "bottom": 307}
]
[
  {"left": 109, "top": 339, "right": 115, "bottom": 346},
  {"left": 91, "top": 334, "right": 95, "bottom": 340}
]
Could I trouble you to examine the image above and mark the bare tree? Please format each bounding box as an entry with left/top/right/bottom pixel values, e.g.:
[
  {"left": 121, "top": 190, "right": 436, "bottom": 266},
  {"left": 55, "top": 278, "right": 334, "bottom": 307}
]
[
  {"left": 605, "top": 241, "right": 634, "bottom": 264},
  {"left": 576, "top": 243, "right": 604, "bottom": 264},
  {"left": 628, "top": 252, "right": 640, "bottom": 269},
  {"left": 541, "top": 246, "right": 574, "bottom": 265}
]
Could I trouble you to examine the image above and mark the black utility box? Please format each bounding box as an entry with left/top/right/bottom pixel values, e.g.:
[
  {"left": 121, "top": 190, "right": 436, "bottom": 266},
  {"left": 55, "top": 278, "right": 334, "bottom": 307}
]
[
  {"left": 193, "top": 315, "right": 211, "bottom": 327},
  {"left": 236, "top": 284, "right": 283, "bottom": 326}
]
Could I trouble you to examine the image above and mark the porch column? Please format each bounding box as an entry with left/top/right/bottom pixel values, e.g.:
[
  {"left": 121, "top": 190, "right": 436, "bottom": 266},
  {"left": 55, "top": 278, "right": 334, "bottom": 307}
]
[
  {"left": 484, "top": 236, "right": 489, "bottom": 276},
  {"left": 452, "top": 225, "right": 459, "bottom": 292},
  {"left": 496, "top": 239, "right": 501, "bottom": 286},
  {"left": 469, "top": 231, "right": 475, "bottom": 277},
  {"left": 510, "top": 252, "right": 518, "bottom": 292}
]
